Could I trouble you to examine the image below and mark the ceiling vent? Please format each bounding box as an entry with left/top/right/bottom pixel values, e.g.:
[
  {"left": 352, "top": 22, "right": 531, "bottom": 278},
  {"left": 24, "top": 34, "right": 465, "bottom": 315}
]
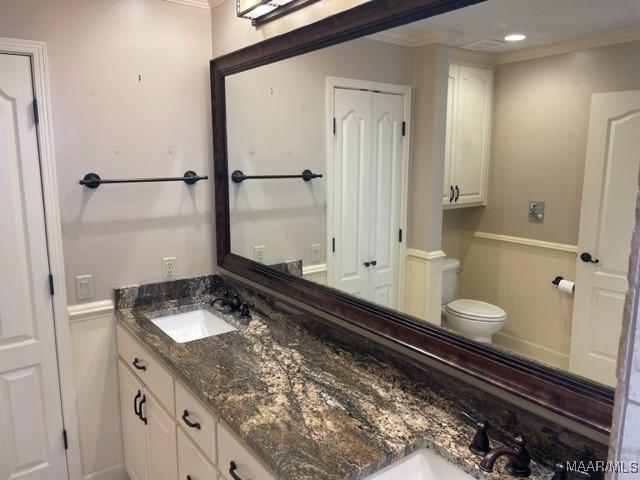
[{"left": 462, "top": 39, "right": 508, "bottom": 52}]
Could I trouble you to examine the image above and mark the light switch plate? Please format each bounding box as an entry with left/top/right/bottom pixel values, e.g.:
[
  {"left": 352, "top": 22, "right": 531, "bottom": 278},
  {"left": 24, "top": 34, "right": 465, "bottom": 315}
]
[
  {"left": 254, "top": 245, "right": 266, "bottom": 264},
  {"left": 311, "top": 243, "right": 321, "bottom": 263},
  {"left": 528, "top": 201, "right": 545, "bottom": 223},
  {"left": 75, "top": 275, "right": 93, "bottom": 301}
]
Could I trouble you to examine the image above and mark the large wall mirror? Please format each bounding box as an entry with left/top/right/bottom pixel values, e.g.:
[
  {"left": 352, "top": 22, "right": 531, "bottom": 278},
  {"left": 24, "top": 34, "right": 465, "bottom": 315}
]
[{"left": 213, "top": 0, "right": 640, "bottom": 433}]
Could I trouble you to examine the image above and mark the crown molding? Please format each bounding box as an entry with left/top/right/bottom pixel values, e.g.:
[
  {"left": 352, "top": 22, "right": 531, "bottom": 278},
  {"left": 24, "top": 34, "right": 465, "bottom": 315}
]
[
  {"left": 161, "top": 0, "right": 213, "bottom": 9},
  {"left": 495, "top": 27, "right": 640, "bottom": 64}
]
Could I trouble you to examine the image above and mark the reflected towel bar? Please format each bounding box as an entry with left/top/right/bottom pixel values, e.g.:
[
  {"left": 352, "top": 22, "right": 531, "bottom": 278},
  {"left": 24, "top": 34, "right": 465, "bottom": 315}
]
[
  {"left": 231, "top": 169, "right": 322, "bottom": 183},
  {"left": 79, "top": 171, "right": 208, "bottom": 189}
]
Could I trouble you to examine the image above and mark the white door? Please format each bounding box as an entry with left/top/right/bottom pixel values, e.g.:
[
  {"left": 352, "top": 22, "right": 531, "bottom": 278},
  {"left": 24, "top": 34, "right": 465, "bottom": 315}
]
[
  {"left": 569, "top": 90, "right": 640, "bottom": 387},
  {"left": 369, "top": 92, "right": 404, "bottom": 306},
  {"left": 332, "top": 88, "right": 372, "bottom": 298},
  {"left": 118, "top": 362, "right": 147, "bottom": 480},
  {"left": 145, "top": 392, "right": 177, "bottom": 480},
  {"left": 0, "top": 54, "right": 69, "bottom": 480},
  {"left": 453, "top": 65, "right": 492, "bottom": 205}
]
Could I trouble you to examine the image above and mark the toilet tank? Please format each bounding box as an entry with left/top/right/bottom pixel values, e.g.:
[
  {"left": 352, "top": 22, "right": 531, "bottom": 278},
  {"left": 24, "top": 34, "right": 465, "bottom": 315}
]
[{"left": 441, "top": 257, "right": 460, "bottom": 305}]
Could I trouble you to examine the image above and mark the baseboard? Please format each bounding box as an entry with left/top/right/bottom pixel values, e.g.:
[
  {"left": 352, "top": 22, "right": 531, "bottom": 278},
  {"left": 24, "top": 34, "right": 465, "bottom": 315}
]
[
  {"left": 82, "top": 464, "right": 126, "bottom": 480},
  {"left": 472, "top": 231, "right": 577, "bottom": 253},
  {"left": 494, "top": 332, "right": 569, "bottom": 370},
  {"left": 68, "top": 299, "right": 115, "bottom": 324}
]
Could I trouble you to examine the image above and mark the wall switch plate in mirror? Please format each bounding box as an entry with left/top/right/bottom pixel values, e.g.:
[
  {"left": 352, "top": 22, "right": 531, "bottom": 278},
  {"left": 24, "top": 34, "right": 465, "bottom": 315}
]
[{"left": 528, "top": 201, "right": 544, "bottom": 223}]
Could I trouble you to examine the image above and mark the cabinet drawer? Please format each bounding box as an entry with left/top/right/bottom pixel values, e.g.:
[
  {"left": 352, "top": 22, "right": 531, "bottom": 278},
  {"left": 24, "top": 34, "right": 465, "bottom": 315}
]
[
  {"left": 178, "top": 429, "right": 217, "bottom": 480},
  {"left": 117, "top": 324, "right": 175, "bottom": 415},
  {"left": 218, "top": 422, "right": 276, "bottom": 480},
  {"left": 176, "top": 381, "right": 217, "bottom": 463}
]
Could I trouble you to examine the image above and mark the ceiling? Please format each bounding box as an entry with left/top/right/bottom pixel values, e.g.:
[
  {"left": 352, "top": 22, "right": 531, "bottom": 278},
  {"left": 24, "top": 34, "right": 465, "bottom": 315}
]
[{"left": 374, "top": 0, "right": 640, "bottom": 52}]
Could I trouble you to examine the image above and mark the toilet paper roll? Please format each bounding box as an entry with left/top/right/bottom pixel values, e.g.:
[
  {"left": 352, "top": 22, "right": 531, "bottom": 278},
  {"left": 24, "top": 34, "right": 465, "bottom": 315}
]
[{"left": 558, "top": 279, "right": 575, "bottom": 294}]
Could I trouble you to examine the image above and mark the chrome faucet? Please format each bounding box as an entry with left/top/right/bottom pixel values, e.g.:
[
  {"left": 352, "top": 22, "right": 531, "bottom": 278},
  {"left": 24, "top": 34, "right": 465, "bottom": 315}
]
[{"left": 479, "top": 435, "right": 531, "bottom": 477}]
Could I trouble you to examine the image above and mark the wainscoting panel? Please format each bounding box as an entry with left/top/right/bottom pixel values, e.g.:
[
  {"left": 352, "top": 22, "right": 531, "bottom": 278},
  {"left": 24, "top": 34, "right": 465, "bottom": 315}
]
[
  {"left": 302, "top": 263, "right": 328, "bottom": 285},
  {"left": 453, "top": 232, "right": 577, "bottom": 369},
  {"left": 404, "top": 249, "right": 445, "bottom": 325},
  {"left": 68, "top": 300, "right": 126, "bottom": 480}
]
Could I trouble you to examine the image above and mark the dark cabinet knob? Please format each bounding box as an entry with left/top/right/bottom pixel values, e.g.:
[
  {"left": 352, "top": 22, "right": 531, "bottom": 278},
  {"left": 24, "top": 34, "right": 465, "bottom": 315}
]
[
  {"left": 134, "top": 390, "right": 142, "bottom": 417},
  {"left": 371, "top": 260, "right": 377, "bottom": 266},
  {"left": 580, "top": 252, "right": 599, "bottom": 264},
  {"left": 229, "top": 461, "right": 243, "bottom": 480},
  {"left": 132, "top": 358, "right": 147, "bottom": 371},
  {"left": 182, "top": 410, "right": 201, "bottom": 430},
  {"left": 454, "top": 185, "right": 460, "bottom": 202},
  {"left": 138, "top": 394, "right": 147, "bottom": 425},
  {"left": 449, "top": 185, "right": 454, "bottom": 202},
  {"left": 364, "top": 261, "right": 371, "bottom": 267}
]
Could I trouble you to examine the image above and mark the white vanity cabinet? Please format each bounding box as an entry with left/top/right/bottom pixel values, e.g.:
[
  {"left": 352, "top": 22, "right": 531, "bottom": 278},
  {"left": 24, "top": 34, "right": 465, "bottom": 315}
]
[
  {"left": 118, "top": 360, "right": 178, "bottom": 480},
  {"left": 117, "top": 324, "right": 278, "bottom": 480},
  {"left": 443, "top": 63, "right": 493, "bottom": 208}
]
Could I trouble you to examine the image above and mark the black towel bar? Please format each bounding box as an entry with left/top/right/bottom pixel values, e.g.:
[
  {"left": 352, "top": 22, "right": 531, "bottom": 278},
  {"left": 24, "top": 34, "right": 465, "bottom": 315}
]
[
  {"left": 79, "top": 171, "right": 208, "bottom": 189},
  {"left": 230, "top": 169, "right": 322, "bottom": 184}
]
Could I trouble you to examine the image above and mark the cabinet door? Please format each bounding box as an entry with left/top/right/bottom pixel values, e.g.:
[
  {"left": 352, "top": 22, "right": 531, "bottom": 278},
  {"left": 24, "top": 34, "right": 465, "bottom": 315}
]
[
  {"left": 118, "top": 361, "right": 147, "bottom": 480},
  {"left": 145, "top": 391, "right": 178, "bottom": 480},
  {"left": 452, "top": 65, "right": 492, "bottom": 206},
  {"left": 443, "top": 64, "right": 459, "bottom": 205},
  {"left": 177, "top": 429, "right": 218, "bottom": 480}
]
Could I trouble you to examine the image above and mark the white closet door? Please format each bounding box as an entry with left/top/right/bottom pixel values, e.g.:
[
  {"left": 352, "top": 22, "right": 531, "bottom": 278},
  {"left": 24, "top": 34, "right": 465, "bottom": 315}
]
[
  {"left": 332, "top": 88, "right": 372, "bottom": 298},
  {"left": 453, "top": 66, "right": 492, "bottom": 205},
  {"left": 0, "top": 54, "right": 68, "bottom": 480},
  {"left": 369, "top": 92, "right": 404, "bottom": 308},
  {"left": 569, "top": 90, "right": 640, "bottom": 387}
]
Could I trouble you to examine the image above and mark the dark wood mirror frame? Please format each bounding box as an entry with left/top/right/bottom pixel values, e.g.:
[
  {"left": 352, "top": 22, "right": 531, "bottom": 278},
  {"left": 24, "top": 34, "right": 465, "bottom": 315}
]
[{"left": 211, "top": 0, "right": 614, "bottom": 434}]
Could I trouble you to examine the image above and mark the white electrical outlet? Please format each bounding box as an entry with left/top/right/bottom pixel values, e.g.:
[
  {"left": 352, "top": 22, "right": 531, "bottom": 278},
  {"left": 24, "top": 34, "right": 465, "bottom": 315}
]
[
  {"left": 311, "top": 243, "right": 321, "bottom": 263},
  {"left": 162, "top": 257, "right": 177, "bottom": 280},
  {"left": 75, "top": 275, "right": 93, "bottom": 301},
  {"left": 253, "top": 245, "right": 266, "bottom": 264}
]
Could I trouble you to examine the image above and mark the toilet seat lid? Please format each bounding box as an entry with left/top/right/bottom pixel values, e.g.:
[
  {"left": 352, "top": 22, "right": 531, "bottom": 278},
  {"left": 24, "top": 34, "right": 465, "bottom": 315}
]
[{"left": 445, "top": 299, "right": 506, "bottom": 322}]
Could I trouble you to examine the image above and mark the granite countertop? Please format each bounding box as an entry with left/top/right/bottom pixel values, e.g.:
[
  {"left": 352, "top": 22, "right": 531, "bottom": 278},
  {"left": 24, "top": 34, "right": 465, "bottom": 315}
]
[{"left": 115, "top": 281, "right": 553, "bottom": 480}]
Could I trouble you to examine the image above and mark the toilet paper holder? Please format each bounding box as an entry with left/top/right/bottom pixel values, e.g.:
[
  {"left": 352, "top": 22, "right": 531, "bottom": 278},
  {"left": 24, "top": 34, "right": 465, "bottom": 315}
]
[{"left": 552, "top": 276, "right": 564, "bottom": 286}]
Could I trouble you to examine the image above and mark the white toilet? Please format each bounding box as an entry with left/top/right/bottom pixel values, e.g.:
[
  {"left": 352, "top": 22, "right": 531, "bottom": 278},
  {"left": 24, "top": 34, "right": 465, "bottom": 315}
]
[{"left": 441, "top": 257, "right": 506, "bottom": 343}]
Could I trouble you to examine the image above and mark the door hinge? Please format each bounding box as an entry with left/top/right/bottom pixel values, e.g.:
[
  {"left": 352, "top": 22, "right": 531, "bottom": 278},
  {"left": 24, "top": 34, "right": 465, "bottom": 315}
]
[
  {"left": 401, "top": 121, "right": 406, "bottom": 137},
  {"left": 48, "top": 273, "right": 54, "bottom": 295},
  {"left": 332, "top": 237, "right": 336, "bottom": 253},
  {"left": 33, "top": 99, "right": 40, "bottom": 124},
  {"left": 333, "top": 117, "right": 336, "bottom": 135},
  {"left": 399, "top": 229, "right": 403, "bottom": 243},
  {"left": 63, "top": 429, "right": 68, "bottom": 450}
]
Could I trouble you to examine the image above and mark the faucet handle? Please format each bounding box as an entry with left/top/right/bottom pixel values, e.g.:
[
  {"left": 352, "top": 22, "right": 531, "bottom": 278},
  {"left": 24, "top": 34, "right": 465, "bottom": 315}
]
[
  {"left": 238, "top": 301, "right": 253, "bottom": 319},
  {"left": 551, "top": 462, "right": 567, "bottom": 480},
  {"left": 506, "top": 435, "right": 531, "bottom": 477},
  {"left": 461, "top": 411, "right": 490, "bottom": 455}
]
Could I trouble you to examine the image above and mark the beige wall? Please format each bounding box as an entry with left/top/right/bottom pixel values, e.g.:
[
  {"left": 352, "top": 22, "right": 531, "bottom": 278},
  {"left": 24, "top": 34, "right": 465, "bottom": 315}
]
[
  {"left": 0, "top": 0, "right": 214, "bottom": 304},
  {"left": 226, "top": 37, "right": 415, "bottom": 266},
  {"left": 463, "top": 40, "right": 640, "bottom": 245},
  {"left": 442, "top": 40, "right": 640, "bottom": 369}
]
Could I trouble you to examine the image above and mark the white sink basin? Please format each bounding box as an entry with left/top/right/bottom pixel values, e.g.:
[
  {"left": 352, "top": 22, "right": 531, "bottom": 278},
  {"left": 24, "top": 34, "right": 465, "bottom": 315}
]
[
  {"left": 366, "top": 449, "right": 474, "bottom": 480},
  {"left": 151, "top": 309, "right": 237, "bottom": 343}
]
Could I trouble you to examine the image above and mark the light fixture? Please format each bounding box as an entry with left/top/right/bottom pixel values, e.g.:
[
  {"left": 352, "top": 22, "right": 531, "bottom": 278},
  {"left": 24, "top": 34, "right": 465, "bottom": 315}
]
[
  {"left": 504, "top": 33, "right": 527, "bottom": 42},
  {"left": 237, "top": 0, "right": 319, "bottom": 26}
]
